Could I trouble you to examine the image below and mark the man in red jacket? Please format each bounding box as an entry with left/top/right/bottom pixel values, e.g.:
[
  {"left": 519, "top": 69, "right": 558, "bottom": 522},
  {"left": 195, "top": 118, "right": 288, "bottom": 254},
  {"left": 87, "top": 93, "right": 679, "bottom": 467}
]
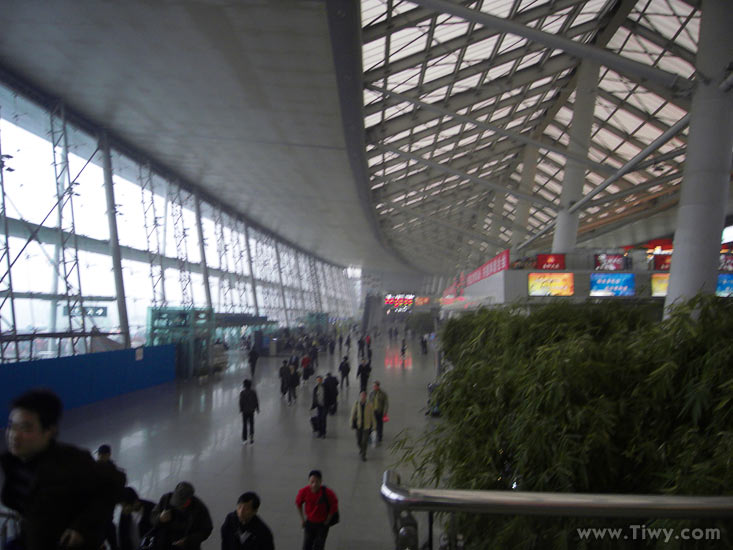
[{"left": 295, "top": 470, "right": 338, "bottom": 550}]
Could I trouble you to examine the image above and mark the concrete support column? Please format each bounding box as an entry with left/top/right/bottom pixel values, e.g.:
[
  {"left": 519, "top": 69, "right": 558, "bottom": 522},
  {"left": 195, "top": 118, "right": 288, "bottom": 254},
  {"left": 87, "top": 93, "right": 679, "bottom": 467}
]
[
  {"left": 100, "top": 133, "right": 131, "bottom": 348},
  {"left": 552, "top": 61, "right": 600, "bottom": 253},
  {"left": 665, "top": 0, "right": 733, "bottom": 309},
  {"left": 511, "top": 145, "right": 538, "bottom": 252},
  {"left": 194, "top": 195, "right": 213, "bottom": 310}
]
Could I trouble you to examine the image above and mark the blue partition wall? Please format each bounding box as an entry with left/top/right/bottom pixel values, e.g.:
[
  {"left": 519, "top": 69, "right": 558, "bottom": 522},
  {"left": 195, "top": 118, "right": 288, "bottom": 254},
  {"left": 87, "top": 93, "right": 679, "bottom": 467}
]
[{"left": 0, "top": 345, "right": 176, "bottom": 427}]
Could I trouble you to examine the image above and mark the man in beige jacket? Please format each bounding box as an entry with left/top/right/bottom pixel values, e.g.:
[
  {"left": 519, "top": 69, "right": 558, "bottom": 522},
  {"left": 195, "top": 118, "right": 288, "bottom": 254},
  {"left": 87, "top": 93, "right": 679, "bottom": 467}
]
[
  {"left": 369, "top": 381, "right": 389, "bottom": 443},
  {"left": 349, "top": 391, "right": 375, "bottom": 461}
]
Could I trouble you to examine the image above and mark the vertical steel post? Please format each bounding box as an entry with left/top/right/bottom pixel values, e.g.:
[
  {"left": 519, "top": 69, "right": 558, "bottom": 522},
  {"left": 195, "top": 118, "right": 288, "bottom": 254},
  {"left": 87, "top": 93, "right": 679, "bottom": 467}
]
[
  {"left": 194, "top": 194, "right": 213, "bottom": 310},
  {"left": 100, "top": 132, "right": 131, "bottom": 348},
  {"left": 665, "top": 0, "right": 733, "bottom": 310},
  {"left": 244, "top": 224, "right": 260, "bottom": 317},
  {"left": 310, "top": 257, "right": 323, "bottom": 312},
  {"left": 274, "top": 242, "right": 290, "bottom": 327},
  {"left": 0, "top": 113, "right": 20, "bottom": 361},
  {"left": 552, "top": 61, "right": 600, "bottom": 253}
]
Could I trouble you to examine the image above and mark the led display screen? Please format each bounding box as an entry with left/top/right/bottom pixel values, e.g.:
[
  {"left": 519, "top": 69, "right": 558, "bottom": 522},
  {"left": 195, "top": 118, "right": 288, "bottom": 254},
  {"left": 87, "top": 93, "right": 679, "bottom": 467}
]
[
  {"left": 528, "top": 273, "right": 574, "bottom": 296},
  {"left": 590, "top": 273, "right": 635, "bottom": 296}
]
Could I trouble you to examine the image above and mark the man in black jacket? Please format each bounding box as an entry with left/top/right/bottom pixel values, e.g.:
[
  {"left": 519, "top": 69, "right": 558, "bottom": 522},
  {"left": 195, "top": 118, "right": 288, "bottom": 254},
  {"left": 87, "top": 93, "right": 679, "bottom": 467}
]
[
  {"left": 1, "top": 389, "right": 124, "bottom": 550},
  {"left": 220, "top": 492, "right": 274, "bottom": 550},
  {"left": 117, "top": 487, "right": 155, "bottom": 550},
  {"left": 150, "top": 481, "right": 213, "bottom": 550},
  {"left": 248, "top": 347, "right": 259, "bottom": 377},
  {"left": 239, "top": 379, "right": 260, "bottom": 445},
  {"left": 322, "top": 373, "right": 338, "bottom": 416}
]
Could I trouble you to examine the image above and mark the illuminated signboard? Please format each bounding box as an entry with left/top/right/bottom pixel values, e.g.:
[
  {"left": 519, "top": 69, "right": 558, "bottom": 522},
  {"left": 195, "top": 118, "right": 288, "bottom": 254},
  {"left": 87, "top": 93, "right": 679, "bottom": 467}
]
[
  {"left": 716, "top": 274, "right": 733, "bottom": 297},
  {"left": 528, "top": 273, "right": 574, "bottom": 297},
  {"left": 653, "top": 254, "right": 672, "bottom": 271},
  {"left": 590, "top": 273, "right": 635, "bottom": 297},
  {"left": 594, "top": 253, "right": 626, "bottom": 271},
  {"left": 414, "top": 296, "right": 430, "bottom": 307},
  {"left": 651, "top": 273, "right": 669, "bottom": 296},
  {"left": 385, "top": 294, "right": 415, "bottom": 312},
  {"left": 535, "top": 254, "right": 565, "bottom": 270},
  {"left": 720, "top": 254, "right": 733, "bottom": 272}
]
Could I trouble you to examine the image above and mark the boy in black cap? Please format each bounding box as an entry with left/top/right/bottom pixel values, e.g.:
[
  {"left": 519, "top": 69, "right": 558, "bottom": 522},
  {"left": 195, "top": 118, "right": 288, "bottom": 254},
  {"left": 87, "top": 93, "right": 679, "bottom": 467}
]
[
  {"left": 151, "top": 481, "right": 213, "bottom": 549},
  {"left": 220, "top": 491, "right": 274, "bottom": 550}
]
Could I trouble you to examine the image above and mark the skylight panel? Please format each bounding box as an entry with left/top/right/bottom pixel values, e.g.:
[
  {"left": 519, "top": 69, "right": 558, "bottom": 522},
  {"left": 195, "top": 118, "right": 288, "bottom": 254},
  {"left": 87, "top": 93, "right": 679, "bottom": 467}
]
[
  {"left": 529, "top": 75, "right": 553, "bottom": 89},
  {"left": 421, "top": 85, "right": 451, "bottom": 104},
  {"left": 479, "top": 0, "right": 514, "bottom": 19},
  {"left": 365, "top": 112, "right": 383, "bottom": 128},
  {"left": 363, "top": 88, "right": 382, "bottom": 107},
  {"left": 485, "top": 59, "right": 514, "bottom": 80},
  {"left": 540, "top": 9, "right": 572, "bottom": 35},
  {"left": 463, "top": 36, "right": 500, "bottom": 64},
  {"left": 382, "top": 102, "right": 413, "bottom": 122},
  {"left": 422, "top": 59, "right": 460, "bottom": 85},
  {"left": 361, "top": 0, "right": 388, "bottom": 27},
  {"left": 388, "top": 27, "right": 428, "bottom": 63},
  {"left": 453, "top": 73, "right": 483, "bottom": 93},
  {"left": 363, "top": 37, "right": 387, "bottom": 71},
  {"left": 496, "top": 34, "right": 529, "bottom": 56},
  {"left": 432, "top": 16, "right": 471, "bottom": 43},
  {"left": 573, "top": 0, "right": 610, "bottom": 26},
  {"left": 515, "top": 50, "right": 545, "bottom": 72}
]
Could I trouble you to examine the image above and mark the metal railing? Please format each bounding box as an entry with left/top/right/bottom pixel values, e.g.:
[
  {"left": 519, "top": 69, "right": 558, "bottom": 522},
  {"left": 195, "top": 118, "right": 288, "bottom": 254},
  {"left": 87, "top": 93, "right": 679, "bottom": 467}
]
[{"left": 381, "top": 470, "right": 733, "bottom": 549}]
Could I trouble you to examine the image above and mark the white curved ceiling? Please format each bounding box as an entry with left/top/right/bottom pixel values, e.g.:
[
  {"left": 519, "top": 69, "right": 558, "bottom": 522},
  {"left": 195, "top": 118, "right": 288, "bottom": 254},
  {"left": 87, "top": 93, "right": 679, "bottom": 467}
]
[{"left": 0, "top": 0, "right": 412, "bottom": 273}]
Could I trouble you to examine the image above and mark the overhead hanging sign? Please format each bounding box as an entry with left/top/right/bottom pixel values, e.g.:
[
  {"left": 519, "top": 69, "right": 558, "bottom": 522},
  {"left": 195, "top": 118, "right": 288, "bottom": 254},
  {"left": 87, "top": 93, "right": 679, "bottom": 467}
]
[
  {"left": 535, "top": 254, "right": 565, "bottom": 270},
  {"left": 528, "top": 273, "right": 574, "bottom": 297},
  {"left": 594, "top": 253, "right": 626, "bottom": 271},
  {"left": 654, "top": 254, "right": 672, "bottom": 271},
  {"left": 466, "top": 250, "right": 510, "bottom": 287}
]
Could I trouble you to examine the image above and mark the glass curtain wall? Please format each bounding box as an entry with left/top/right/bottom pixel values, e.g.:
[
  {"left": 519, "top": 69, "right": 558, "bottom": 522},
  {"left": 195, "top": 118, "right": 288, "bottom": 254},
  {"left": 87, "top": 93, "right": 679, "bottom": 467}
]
[{"left": 0, "top": 81, "right": 357, "bottom": 361}]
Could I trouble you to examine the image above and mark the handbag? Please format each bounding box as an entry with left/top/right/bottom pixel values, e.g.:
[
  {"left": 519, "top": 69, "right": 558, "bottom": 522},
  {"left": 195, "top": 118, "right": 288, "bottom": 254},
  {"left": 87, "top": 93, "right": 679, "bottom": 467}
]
[{"left": 383, "top": 414, "right": 389, "bottom": 422}]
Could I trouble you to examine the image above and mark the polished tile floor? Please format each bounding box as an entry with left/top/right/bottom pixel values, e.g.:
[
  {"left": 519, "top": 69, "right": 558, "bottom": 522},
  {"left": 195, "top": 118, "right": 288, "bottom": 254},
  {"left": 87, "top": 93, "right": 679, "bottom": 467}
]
[{"left": 55, "top": 336, "right": 437, "bottom": 549}]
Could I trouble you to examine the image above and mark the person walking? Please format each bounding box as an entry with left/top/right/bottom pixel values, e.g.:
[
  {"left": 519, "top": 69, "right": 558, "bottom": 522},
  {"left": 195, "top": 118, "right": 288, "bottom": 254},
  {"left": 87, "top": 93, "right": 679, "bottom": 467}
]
[
  {"left": 96, "top": 444, "right": 128, "bottom": 550},
  {"left": 311, "top": 376, "right": 328, "bottom": 438},
  {"left": 369, "top": 381, "right": 389, "bottom": 443},
  {"left": 338, "top": 356, "right": 350, "bottom": 389},
  {"left": 295, "top": 470, "right": 338, "bottom": 550},
  {"left": 248, "top": 346, "right": 260, "bottom": 377},
  {"left": 323, "top": 373, "right": 338, "bottom": 415},
  {"left": 356, "top": 360, "right": 371, "bottom": 392},
  {"left": 220, "top": 492, "right": 274, "bottom": 550},
  {"left": 279, "top": 360, "right": 290, "bottom": 398},
  {"left": 350, "top": 391, "right": 375, "bottom": 461},
  {"left": 287, "top": 364, "right": 300, "bottom": 405},
  {"left": 117, "top": 487, "right": 155, "bottom": 550},
  {"left": 150, "top": 481, "right": 213, "bottom": 549},
  {"left": 239, "top": 379, "right": 260, "bottom": 445}
]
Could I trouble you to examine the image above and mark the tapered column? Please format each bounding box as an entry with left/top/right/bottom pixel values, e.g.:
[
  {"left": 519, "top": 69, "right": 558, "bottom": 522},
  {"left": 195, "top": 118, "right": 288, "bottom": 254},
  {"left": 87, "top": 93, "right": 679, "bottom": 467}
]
[
  {"left": 552, "top": 61, "right": 600, "bottom": 253},
  {"left": 100, "top": 133, "right": 131, "bottom": 348},
  {"left": 665, "top": 0, "right": 733, "bottom": 309},
  {"left": 194, "top": 195, "right": 213, "bottom": 310}
]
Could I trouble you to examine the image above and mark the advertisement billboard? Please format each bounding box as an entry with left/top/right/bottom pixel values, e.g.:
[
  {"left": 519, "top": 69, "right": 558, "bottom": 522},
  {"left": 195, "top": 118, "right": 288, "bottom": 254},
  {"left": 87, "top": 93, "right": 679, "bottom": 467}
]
[
  {"left": 590, "top": 273, "right": 635, "bottom": 296},
  {"left": 716, "top": 274, "right": 733, "bottom": 297},
  {"left": 651, "top": 273, "right": 669, "bottom": 297},
  {"left": 720, "top": 254, "right": 733, "bottom": 272},
  {"left": 594, "top": 253, "right": 626, "bottom": 271},
  {"left": 528, "top": 273, "right": 574, "bottom": 296},
  {"left": 653, "top": 254, "right": 672, "bottom": 271},
  {"left": 535, "top": 254, "right": 565, "bottom": 270}
]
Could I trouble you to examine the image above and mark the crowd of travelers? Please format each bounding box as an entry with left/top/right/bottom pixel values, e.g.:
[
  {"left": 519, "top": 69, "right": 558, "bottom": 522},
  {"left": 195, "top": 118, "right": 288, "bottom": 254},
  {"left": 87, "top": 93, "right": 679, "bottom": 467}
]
[{"left": 1, "top": 323, "right": 409, "bottom": 550}]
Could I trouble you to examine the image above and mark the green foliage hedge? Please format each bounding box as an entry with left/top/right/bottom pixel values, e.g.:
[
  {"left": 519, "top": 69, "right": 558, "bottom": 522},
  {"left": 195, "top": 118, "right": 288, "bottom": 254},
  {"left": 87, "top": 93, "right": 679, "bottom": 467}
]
[{"left": 393, "top": 296, "right": 733, "bottom": 549}]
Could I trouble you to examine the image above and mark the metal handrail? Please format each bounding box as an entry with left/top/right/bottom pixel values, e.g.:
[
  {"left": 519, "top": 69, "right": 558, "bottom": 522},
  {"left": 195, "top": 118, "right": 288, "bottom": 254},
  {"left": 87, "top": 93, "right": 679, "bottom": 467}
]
[{"left": 381, "top": 470, "right": 733, "bottom": 519}]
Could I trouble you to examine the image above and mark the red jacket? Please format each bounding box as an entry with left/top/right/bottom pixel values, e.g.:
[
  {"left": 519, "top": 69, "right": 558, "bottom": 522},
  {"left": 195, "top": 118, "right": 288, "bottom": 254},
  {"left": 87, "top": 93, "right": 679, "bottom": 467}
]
[{"left": 295, "top": 486, "right": 338, "bottom": 524}]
